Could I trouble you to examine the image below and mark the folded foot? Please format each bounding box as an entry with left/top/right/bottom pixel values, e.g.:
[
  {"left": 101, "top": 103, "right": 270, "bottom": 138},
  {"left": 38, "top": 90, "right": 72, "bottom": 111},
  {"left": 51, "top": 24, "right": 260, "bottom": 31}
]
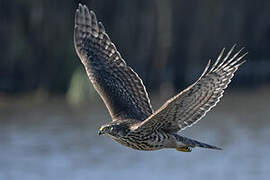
[{"left": 176, "top": 147, "right": 192, "bottom": 152}]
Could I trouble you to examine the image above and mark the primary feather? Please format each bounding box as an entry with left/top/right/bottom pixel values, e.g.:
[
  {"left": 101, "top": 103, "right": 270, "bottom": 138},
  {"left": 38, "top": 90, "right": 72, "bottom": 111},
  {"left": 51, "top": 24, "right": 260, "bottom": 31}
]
[{"left": 133, "top": 45, "right": 247, "bottom": 133}]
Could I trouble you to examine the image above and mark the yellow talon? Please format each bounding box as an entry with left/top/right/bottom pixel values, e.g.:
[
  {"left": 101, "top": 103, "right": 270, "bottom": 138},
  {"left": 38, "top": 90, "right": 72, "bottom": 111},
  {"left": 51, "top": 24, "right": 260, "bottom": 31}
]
[{"left": 176, "top": 147, "right": 192, "bottom": 152}]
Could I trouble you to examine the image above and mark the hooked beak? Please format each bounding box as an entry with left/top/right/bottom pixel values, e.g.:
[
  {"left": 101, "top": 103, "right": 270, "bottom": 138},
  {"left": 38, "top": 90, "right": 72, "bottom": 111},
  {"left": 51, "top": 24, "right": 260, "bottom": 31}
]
[{"left": 98, "top": 127, "right": 105, "bottom": 135}]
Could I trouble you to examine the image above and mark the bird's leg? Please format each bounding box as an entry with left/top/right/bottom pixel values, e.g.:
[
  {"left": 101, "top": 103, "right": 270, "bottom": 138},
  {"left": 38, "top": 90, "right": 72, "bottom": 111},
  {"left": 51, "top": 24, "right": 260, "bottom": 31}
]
[{"left": 175, "top": 146, "right": 192, "bottom": 152}]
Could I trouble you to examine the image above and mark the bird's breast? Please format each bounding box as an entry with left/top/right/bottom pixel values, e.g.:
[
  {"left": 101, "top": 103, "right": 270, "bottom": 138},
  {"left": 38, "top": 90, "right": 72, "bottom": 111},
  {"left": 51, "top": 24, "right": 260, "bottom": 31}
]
[{"left": 109, "top": 133, "right": 166, "bottom": 151}]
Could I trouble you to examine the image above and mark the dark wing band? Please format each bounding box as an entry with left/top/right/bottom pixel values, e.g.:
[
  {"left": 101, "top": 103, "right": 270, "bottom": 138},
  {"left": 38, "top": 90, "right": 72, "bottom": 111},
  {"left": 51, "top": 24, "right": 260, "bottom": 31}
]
[
  {"left": 74, "top": 4, "right": 153, "bottom": 121},
  {"left": 133, "top": 46, "right": 247, "bottom": 132}
]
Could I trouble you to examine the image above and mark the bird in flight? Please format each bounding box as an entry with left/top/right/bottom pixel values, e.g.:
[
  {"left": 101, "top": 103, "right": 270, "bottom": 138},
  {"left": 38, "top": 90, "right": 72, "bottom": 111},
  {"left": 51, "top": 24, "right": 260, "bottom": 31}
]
[{"left": 74, "top": 4, "right": 247, "bottom": 152}]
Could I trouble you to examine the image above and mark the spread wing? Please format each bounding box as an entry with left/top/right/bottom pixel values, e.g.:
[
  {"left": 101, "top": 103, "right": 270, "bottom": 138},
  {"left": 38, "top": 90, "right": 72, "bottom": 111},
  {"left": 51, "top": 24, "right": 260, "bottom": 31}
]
[
  {"left": 74, "top": 4, "right": 153, "bottom": 121},
  {"left": 132, "top": 46, "right": 247, "bottom": 132}
]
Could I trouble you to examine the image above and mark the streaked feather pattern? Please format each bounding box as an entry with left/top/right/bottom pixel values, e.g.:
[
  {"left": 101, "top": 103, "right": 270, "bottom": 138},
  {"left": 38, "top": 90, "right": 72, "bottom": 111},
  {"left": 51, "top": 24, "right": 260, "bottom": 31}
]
[
  {"left": 74, "top": 4, "right": 153, "bottom": 121},
  {"left": 133, "top": 46, "right": 247, "bottom": 133}
]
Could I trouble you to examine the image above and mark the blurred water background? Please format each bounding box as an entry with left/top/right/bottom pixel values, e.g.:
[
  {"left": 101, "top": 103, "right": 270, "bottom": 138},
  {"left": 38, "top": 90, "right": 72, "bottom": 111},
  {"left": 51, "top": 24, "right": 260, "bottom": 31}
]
[
  {"left": 0, "top": 89, "right": 270, "bottom": 180},
  {"left": 0, "top": 0, "right": 270, "bottom": 180}
]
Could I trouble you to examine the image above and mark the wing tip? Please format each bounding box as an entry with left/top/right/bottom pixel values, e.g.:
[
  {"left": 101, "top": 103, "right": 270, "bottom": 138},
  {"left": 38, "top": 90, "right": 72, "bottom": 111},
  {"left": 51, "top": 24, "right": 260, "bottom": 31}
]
[
  {"left": 210, "top": 45, "right": 247, "bottom": 73},
  {"left": 198, "top": 59, "right": 211, "bottom": 80}
]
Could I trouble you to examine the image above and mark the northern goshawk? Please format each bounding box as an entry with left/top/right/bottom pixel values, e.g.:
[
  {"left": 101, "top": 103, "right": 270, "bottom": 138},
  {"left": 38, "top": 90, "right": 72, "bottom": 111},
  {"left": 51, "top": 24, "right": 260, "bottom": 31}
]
[{"left": 74, "top": 4, "right": 247, "bottom": 152}]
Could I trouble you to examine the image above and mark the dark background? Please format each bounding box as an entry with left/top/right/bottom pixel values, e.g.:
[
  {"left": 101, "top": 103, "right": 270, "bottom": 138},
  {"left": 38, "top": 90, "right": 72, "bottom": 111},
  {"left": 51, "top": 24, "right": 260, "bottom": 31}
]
[
  {"left": 1, "top": 0, "right": 269, "bottom": 97},
  {"left": 0, "top": 1, "right": 270, "bottom": 180}
]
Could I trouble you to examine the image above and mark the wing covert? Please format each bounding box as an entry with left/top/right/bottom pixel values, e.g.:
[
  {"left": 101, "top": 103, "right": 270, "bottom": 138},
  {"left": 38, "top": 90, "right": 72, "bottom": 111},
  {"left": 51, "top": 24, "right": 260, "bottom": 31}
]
[{"left": 74, "top": 4, "right": 153, "bottom": 121}]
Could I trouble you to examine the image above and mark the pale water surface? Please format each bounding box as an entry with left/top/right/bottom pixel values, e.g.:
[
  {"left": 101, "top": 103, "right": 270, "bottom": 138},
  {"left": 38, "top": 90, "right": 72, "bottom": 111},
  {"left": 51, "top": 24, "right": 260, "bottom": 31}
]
[{"left": 0, "top": 89, "right": 269, "bottom": 180}]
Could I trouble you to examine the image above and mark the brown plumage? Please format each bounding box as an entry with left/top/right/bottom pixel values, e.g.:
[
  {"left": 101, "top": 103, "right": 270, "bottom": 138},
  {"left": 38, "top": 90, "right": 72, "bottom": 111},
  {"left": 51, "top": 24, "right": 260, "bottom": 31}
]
[{"left": 74, "top": 4, "right": 247, "bottom": 152}]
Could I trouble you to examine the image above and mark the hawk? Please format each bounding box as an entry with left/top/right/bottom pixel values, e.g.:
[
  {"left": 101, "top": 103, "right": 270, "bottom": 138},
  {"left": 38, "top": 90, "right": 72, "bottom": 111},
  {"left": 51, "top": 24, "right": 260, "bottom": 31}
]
[{"left": 74, "top": 4, "right": 247, "bottom": 152}]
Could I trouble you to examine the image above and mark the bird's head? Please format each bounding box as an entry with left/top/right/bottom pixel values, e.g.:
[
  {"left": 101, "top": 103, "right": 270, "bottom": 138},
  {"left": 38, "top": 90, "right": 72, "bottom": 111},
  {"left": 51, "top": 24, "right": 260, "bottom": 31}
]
[{"left": 98, "top": 122, "right": 129, "bottom": 137}]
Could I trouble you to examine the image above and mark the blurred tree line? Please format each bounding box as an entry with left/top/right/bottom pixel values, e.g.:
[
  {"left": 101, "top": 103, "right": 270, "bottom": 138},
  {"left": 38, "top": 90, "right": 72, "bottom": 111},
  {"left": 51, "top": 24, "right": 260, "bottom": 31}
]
[{"left": 0, "top": 0, "right": 269, "bottom": 96}]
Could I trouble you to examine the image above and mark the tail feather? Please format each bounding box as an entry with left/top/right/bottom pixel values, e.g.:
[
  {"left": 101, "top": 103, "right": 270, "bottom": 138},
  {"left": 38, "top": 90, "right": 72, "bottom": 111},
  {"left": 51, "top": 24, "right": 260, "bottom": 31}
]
[{"left": 175, "top": 135, "right": 222, "bottom": 150}]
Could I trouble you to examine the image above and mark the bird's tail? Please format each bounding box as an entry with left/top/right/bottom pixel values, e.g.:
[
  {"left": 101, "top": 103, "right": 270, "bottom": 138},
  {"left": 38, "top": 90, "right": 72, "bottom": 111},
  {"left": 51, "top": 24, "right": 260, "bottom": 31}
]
[{"left": 175, "top": 135, "right": 222, "bottom": 152}]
